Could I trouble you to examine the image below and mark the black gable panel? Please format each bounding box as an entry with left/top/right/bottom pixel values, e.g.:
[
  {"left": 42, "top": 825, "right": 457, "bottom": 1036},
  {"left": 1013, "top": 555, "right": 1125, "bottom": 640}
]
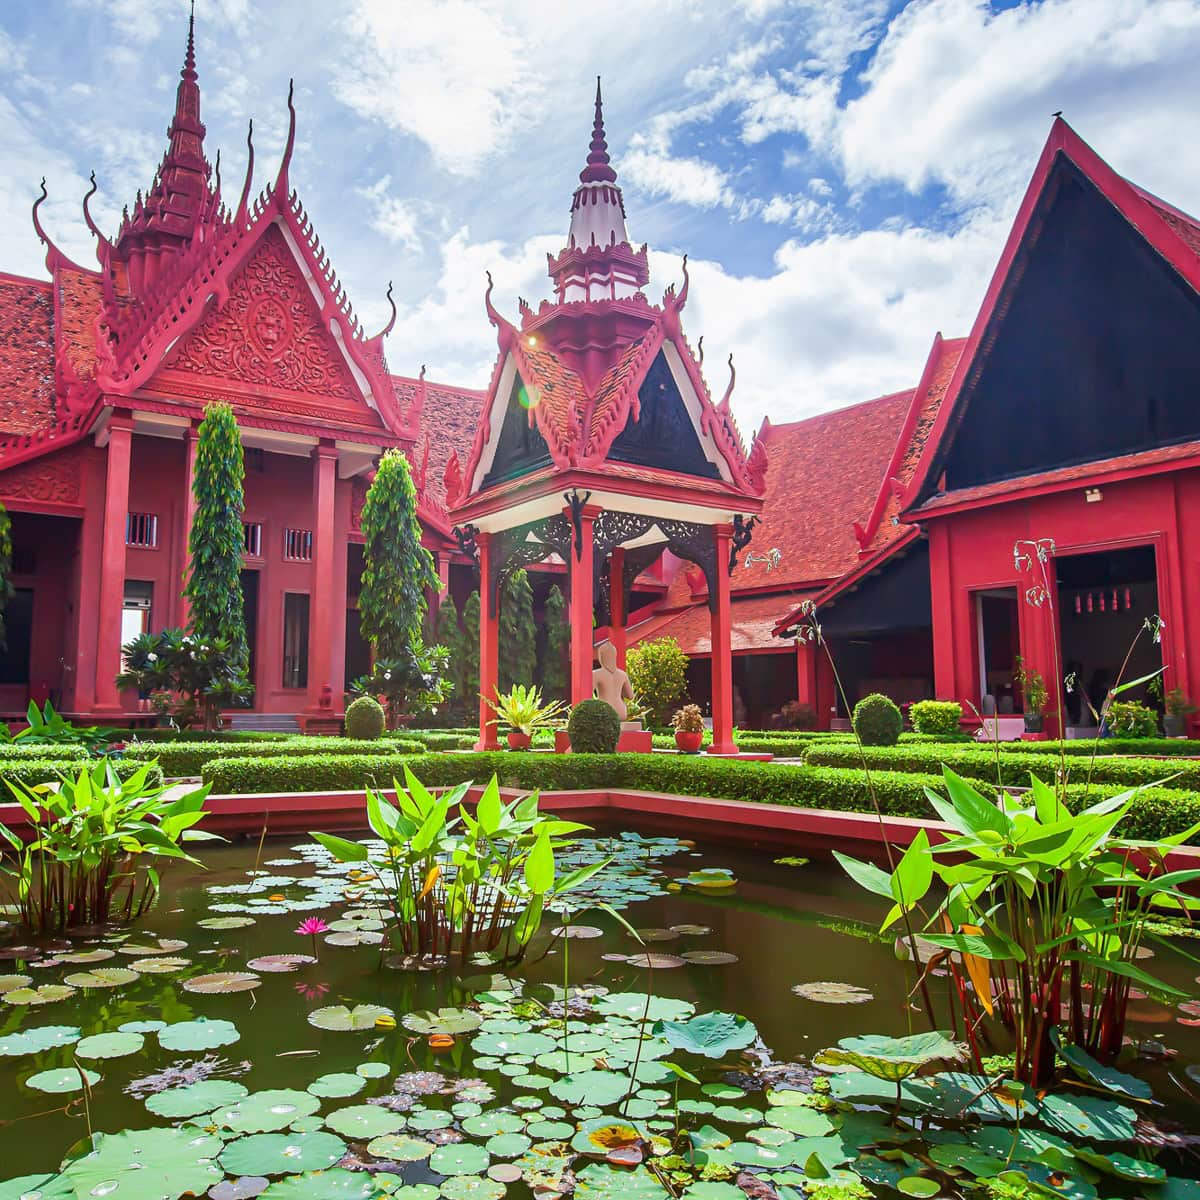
[
  {"left": 943, "top": 159, "right": 1200, "bottom": 492},
  {"left": 481, "top": 374, "right": 553, "bottom": 489},
  {"left": 608, "top": 352, "right": 719, "bottom": 478}
]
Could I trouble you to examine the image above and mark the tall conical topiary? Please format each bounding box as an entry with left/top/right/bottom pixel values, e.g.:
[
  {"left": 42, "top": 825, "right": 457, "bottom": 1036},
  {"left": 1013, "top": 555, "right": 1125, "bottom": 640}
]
[
  {"left": 358, "top": 449, "right": 438, "bottom": 661},
  {"left": 461, "top": 589, "right": 481, "bottom": 713},
  {"left": 435, "top": 591, "right": 462, "bottom": 717},
  {"left": 540, "top": 584, "right": 568, "bottom": 700},
  {"left": 185, "top": 403, "right": 247, "bottom": 668},
  {"left": 499, "top": 568, "right": 537, "bottom": 690}
]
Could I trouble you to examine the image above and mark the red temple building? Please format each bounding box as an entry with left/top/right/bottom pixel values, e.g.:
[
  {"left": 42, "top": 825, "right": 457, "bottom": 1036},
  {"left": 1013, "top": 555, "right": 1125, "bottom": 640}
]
[{"left": 2, "top": 14, "right": 1200, "bottom": 738}]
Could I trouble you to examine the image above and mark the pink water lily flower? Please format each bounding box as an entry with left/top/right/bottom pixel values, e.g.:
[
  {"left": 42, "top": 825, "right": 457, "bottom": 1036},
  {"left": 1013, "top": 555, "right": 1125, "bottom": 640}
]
[{"left": 296, "top": 916, "right": 330, "bottom": 960}]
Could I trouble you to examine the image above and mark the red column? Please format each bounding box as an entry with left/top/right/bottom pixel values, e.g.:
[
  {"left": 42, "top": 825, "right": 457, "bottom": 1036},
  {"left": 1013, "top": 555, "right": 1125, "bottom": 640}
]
[
  {"left": 796, "top": 638, "right": 817, "bottom": 709},
  {"left": 305, "top": 443, "right": 338, "bottom": 716},
  {"left": 928, "top": 521, "right": 958, "bottom": 703},
  {"left": 70, "top": 454, "right": 107, "bottom": 713},
  {"left": 177, "top": 422, "right": 200, "bottom": 630},
  {"left": 569, "top": 506, "right": 598, "bottom": 706},
  {"left": 708, "top": 524, "right": 737, "bottom": 755},
  {"left": 610, "top": 547, "right": 626, "bottom": 670},
  {"left": 328, "top": 479, "right": 351, "bottom": 715},
  {"left": 93, "top": 415, "right": 135, "bottom": 715},
  {"left": 476, "top": 532, "right": 500, "bottom": 750}
]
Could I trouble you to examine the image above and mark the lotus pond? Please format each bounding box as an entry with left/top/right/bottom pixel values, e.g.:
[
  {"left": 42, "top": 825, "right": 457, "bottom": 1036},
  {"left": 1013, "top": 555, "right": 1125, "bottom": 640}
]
[{"left": 2, "top": 829, "right": 1200, "bottom": 1200}]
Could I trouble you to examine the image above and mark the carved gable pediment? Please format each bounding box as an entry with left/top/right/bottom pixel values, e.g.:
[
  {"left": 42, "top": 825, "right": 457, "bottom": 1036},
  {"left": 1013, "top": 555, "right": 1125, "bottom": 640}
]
[{"left": 164, "top": 225, "right": 362, "bottom": 403}]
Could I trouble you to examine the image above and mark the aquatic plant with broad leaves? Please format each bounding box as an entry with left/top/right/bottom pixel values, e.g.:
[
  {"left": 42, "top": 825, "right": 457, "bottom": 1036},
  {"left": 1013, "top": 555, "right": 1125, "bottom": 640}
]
[
  {"left": 835, "top": 767, "right": 1200, "bottom": 1085},
  {"left": 0, "top": 698, "right": 114, "bottom": 754},
  {"left": 0, "top": 759, "right": 218, "bottom": 933},
  {"left": 310, "top": 767, "right": 610, "bottom": 967}
]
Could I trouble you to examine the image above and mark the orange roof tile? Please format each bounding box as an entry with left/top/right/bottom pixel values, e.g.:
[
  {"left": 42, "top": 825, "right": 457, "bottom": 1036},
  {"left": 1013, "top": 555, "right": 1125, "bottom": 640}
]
[
  {"left": 0, "top": 275, "right": 55, "bottom": 436},
  {"left": 626, "top": 592, "right": 808, "bottom": 655},
  {"left": 395, "top": 374, "right": 485, "bottom": 506}
]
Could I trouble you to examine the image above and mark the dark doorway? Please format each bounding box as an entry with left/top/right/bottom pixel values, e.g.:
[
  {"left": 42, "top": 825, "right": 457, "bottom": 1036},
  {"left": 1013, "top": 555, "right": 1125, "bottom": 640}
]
[
  {"left": 0, "top": 589, "right": 34, "bottom": 685},
  {"left": 977, "top": 589, "right": 1020, "bottom": 714},
  {"left": 283, "top": 592, "right": 310, "bottom": 690},
  {"left": 1057, "top": 545, "right": 1160, "bottom": 727},
  {"left": 733, "top": 653, "right": 796, "bottom": 728},
  {"left": 240, "top": 569, "right": 259, "bottom": 706},
  {"left": 345, "top": 609, "right": 370, "bottom": 691}
]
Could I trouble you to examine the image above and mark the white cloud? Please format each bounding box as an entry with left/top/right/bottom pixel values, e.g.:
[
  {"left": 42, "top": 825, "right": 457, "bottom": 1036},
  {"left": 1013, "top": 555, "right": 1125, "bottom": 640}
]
[
  {"left": 357, "top": 176, "right": 424, "bottom": 252},
  {"left": 621, "top": 143, "right": 737, "bottom": 210}
]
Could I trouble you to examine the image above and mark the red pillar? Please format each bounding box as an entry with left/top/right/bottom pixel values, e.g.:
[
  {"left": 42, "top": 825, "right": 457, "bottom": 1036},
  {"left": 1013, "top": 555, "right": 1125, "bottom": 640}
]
[
  {"left": 610, "top": 547, "right": 626, "bottom": 670},
  {"left": 796, "top": 638, "right": 817, "bottom": 709},
  {"left": 305, "top": 442, "right": 338, "bottom": 716},
  {"left": 328, "top": 479, "right": 351, "bottom": 715},
  {"left": 93, "top": 415, "right": 134, "bottom": 715},
  {"left": 708, "top": 524, "right": 737, "bottom": 755},
  {"left": 569, "top": 506, "right": 598, "bottom": 706},
  {"left": 70, "top": 454, "right": 107, "bottom": 713},
  {"left": 177, "top": 422, "right": 200, "bottom": 630},
  {"left": 928, "top": 521, "right": 958, "bottom": 703},
  {"left": 476, "top": 532, "right": 500, "bottom": 750}
]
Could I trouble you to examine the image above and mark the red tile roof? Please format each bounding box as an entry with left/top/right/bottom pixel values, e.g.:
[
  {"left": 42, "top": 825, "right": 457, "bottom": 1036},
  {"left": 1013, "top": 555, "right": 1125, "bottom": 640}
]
[
  {"left": 395, "top": 374, "right": 485, "bottom": 506},
  {"left": 58, "top": 268, "right": 102, "bottom": 383},
  {"left": 735, "top": 389, "right": 913, "bottom": 593},
  {"left": 0, "top": 274, "right": 56, "bottom": 436},
  {"left": 626, "top": 592, "right": 808, "bottom": 655}
]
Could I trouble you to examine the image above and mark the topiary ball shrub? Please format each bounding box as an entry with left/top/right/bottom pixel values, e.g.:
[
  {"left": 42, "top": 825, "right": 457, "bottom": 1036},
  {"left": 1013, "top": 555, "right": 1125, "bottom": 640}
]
[
  {"left": 345, "top": 696, "right": 386, "bottom": 740},
  {"left": 567, "top": 699, "right": 621, "bottom": 754},
  {"left": 852, "top": 693, "right": 903, "bottom": 746},
  {"left": 1106, "top": 700, "right": 1158, "bottom": 738},
  {"left": 909, "top": 699, "right": 963, "bottom": 737}
]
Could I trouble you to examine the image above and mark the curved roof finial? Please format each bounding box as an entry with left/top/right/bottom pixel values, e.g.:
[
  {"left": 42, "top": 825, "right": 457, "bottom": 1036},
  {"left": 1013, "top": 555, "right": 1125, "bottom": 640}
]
[
  {"left": 484, "top": 270, "right": 515, "bottom": 349},
  {"left": 718, "top": 353, "right": 736, "bottom": 413},
  {"left": 580, "top": 75, "right": 617, "bottom": 184},
  {"left": 213, "top": 148, "right": 222, "bottom": 198},
  {"left": 82, "top": 171, "right": 112, "bottom": 258},
  {"left": 276, "top": 79, "right": 296, "bottom": 192},
  {"left": 236, "top": 118, "right": 255, "bottom": 220},
  {"left": 697, "top": 335, "right": 704, "bottom": 368},
  {"left": 371, "top": 281, "right": 397, "bottom": 340},
  {"left": 31, "top": 177, "right": 52, "bottom": 248}
]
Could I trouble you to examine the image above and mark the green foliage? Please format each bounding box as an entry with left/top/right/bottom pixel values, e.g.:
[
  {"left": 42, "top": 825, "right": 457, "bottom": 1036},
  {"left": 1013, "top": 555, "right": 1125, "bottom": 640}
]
[
  {"left": 344, "top": 696, "right": 386, "bottom": 740},
  {"left": 0, "top": 759, "right": 214, "bottom": 933},
  {"left": 671, "top": 704, "right": 705, "bottom": 734},
  {"left": 124, "top": 737, "right": 423, "bottom": 779},
  {"left": 836, "top": 766, "right": 1200, "bottom": 1084},
  {"left": 540, "top": 584, "right": 569, "bottom": 700},
  {"left": 499, "top": 568, "right": 537, "bottom": 690},
  {"left": 908, "top": 700, "right": 962, "bottom": 736},
  {"left": 1015, "top": 655, "right": 1047, "bottom": 715},
  {"left": 2, "top": 699, "right": 113, "bottom": 753},
  {"left": 117, "top": 628, "right": 253, "bottom": 732},
  {"left": 434, "top": 592, "right": 464, "bottom": 719},
  {"left": 567, "top": 698, "right": 621, "bottom": 753},
  {"left": 358, "top": 449, "right": 438, "bottom": 663},
  {"left": 488, "top": 684, "right": 566, "bottom": 736},
  {"left": 0, "top": 501, "right": 12, "bottom": 650},
  {"left": 185, "top": 404, "right": 249, "bottom": 683},
  {"left": 459, "top": 590, "right": 481, "bottom": 716},
  {"left": 310, "top": 769, "right": 603, "bottom": 964},
  {"left": 1105, "top": 700, "right": 1157, "bottom": 738},
  {"left": 350, "top": 645, "right": 452, "bottom": 727},
  {"left": 852, "top": 693, "right": 903, "bottom": 746},
  {"left": 626, "top": 637, "right": 688, "bottom": 726},
  {"left": 775, "top": 700, "right": 818, "bottom": 730}
]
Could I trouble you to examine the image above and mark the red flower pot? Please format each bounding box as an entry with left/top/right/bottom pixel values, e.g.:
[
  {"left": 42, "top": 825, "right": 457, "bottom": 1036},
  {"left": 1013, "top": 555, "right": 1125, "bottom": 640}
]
[
  {"left": 675, "top": 730, "right": 703, "bottom": 753},
  {"left": 507, "top": 730, "right": 532, "bottom": 751}
]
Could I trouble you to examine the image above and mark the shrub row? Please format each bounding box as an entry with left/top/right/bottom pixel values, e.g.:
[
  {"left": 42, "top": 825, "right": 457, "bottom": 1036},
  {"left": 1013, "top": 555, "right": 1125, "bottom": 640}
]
[
  {"left": 124, "top": 736, "right": 424, "bottom": 778},
  {"left": 393, "top": 731, "right": 478, "bottom": 751},
  {"left": 802, "top": 742, "right": 1200, "bottom": 791},
  {"left": 0, "top": 744, "right": 89, "bottom": 762},
  {"left": 995, "top": 737, "right": 1200, "bottom": 758},
  {"left": 0, "top": 759, "right": 164, "bottom": 791},
  {"left": 122, "top": 728, "right": 293, "bottom": 743},
  {"left": 198, "top": 750, "right": 1200, "bottom": 843}
]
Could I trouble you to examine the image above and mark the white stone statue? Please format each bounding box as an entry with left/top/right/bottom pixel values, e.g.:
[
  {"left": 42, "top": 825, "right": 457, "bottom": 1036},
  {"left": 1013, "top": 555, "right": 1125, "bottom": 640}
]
[{"left": 592, "top": 641, "right": 634, "bottom": 721}]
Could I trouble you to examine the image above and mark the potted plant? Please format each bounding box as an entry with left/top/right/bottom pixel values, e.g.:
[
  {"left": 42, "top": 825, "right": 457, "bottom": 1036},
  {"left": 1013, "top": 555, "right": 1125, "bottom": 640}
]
[
  {"left": 1164, "top": 686, "right": 1195, "bottom": 737},
  {"left": 671, "top": 703, "right": 705, "bottom": 753},
  {"left": 1015, "top": 655, "right": 1048, "bottom": 733},
  {"left": 488, "top": 684, "right": 566, "bottom": 750}
]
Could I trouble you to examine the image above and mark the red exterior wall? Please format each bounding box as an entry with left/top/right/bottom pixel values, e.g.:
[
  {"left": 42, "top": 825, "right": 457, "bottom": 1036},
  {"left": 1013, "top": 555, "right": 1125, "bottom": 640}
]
[{"left": 925, "top": 466, "right": 1196, "bottom": 729}]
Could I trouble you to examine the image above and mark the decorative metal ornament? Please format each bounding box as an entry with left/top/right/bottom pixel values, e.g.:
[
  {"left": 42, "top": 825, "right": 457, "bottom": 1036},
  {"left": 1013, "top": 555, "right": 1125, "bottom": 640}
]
[
  {"left": 563, "top": 490, "right": 593, "bottom": 561},
  {"left": 728, "top": 514, "right": 759, "bottom": 572},
  {"left": 453, "top": 524, "right": 479, "bottom": 565},
  {"left": 658, "top": 518, "right": 720, "bottom": 613}
]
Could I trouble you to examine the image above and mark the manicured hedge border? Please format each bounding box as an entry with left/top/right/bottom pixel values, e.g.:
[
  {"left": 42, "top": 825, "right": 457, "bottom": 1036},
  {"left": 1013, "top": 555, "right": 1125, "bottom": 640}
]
[
  {"left": 124, "top": 729, "right": 293, "bottom": 743},
  {"left": 995, "top": 737, "right": 1200, "bottom": 757},
  {"left": 0, "top": 760, "right": 164, "bottom": 790},
  {"left": 124, "top": 737, "right": 424, "bottom": 778},
  {"left": 199, "top": 751, "right": 1200, "bottom": 843},
  {"left": 803, "top": 743, "right": 1200, "bottom": 791},
  {"left": 0, "top": 745, "right": 89, "bottom": 762}
]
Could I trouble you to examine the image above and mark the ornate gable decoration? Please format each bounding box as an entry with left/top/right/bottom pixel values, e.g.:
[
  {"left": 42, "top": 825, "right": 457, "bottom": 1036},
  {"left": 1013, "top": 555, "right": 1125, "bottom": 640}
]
[{"left": 167, "top": 226, "right": 357, "bottom": 400}]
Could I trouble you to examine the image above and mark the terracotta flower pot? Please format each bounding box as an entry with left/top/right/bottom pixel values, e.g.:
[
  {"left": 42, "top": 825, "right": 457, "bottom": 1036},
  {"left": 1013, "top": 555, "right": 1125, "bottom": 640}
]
[
  {"left": 507, "top": 730, "right": 532, "bottom": 751},
  {"left": 675, "top": 729, "right": 703, "bottom": 753}
]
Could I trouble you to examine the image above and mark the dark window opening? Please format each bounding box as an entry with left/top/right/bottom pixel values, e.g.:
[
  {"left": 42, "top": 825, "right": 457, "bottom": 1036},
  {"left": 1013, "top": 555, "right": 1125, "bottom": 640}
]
[{"left": 282, "top": 592, "right": 310, "bottom": 689}]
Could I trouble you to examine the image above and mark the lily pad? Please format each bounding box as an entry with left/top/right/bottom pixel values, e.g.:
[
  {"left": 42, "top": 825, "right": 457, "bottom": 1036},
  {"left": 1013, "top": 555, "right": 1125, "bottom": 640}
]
[
  {"left": 131, "top": 956, "right": 191, "bottom": 974},
  {"left": 308, "top": 1003, "right": 394, "bottom": 1032},
  {"left": 0, "top": 973, "right": 32, "bottom": 992},
  {"left": 366, "top": 1133, "right": 435, "bottom": 1161},
  {"left": 574, "top": 1163, "right": 669, "bottom": 1198},
  {"left": 2, "top": 983, "right": 76, "bottom": 1006},
  {"left": 549, "top": 1070, "right": 630, "bottom": 1107},
  {"left": 816, "top": 1031, "right": 965, "bottom": 1082},
  {"left": 430, "top": 1143, "right": 490, "bottom": 1176},
  {"left": 27, "top": 1066, "right": 101, "bottom": 1093},
  {"left": 159, "top": 1017, "right": 241, "bottom": 1052},
  {"left": 404, "top": 1008, "right": 484, "bottom": 1036},
  {"left": 183, "top": 971, "right": 262, "bottom": 994},
  {"left": 199, "top": 916, "right": 256, "bottom": 929},
  {"left": 654, "top": 1012, "right": 757, "bottom": 1059},
  {"left": 75, "top": 1030, "right": 145, "bottom": 1059},
  {"left": 146, "top": 1079, "right": 250, "bottom": 1118},
  {"left": 307, "top": 1072, "right": 366, "bottom": 1098},
  {"left": 219, "top": 1130, "right": 347, "bottom": 1175},
  {"left": 64, "top": 966, "right": 139, "bottom": 989},
  {"left": 792, "top": 981, "right": 873, "bottom": 1005},
  {"left": 1051, "top": 1030, "right": 1152, "bottom": 1101},
  {"left": 121, "top": 938, "right": 188, "bottom": 956},
  {"left": 63, "top": 1128, "right": 224, "bottom": 1200},
  {"left": 0, "top": 1024, "right": 80, "bottom": 1056},
  {"left": 258, "top": 1170, "right": 385, "bottom": 1199},
  {"left": 246, "top": 954, "right": 316, "bottom": 973},
  {"left": 214, "top": 1089, "right": 321, "bottom": 1134},
  {"left": 593, "top": 993, "right": 694, "bottom": 1022},
  {"left": 324, "top": 1103, "right": 407, "bottom": 1138},
  {"left": 1037, "top": 1091, "right": 1137, "bottom": 1142}
]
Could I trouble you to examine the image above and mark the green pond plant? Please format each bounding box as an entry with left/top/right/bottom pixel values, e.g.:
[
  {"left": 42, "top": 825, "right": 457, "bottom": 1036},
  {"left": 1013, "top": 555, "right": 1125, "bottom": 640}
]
[
  {"left": 0, "top": 760, "right": 216, "bottom": 933},
  {"left": 310, "top": 767, "right": 610, "bottom": 967}
]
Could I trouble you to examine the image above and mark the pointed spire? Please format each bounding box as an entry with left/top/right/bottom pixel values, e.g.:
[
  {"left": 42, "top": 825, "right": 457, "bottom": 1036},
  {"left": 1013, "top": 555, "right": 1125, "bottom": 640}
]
[{"left": 580, "top": 76, "right": 617, "bottom": 184}]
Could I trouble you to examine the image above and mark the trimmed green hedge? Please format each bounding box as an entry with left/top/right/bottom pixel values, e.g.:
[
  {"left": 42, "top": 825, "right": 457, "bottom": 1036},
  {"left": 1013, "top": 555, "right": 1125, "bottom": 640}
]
[
  {"left": 125, "top": 736, "right": 424, "bottom": 778},
  {"left": 802, "top": 742, "right": 1200, "bottom": 791},
  {"left": 122, "top": 728, "right": 293, "bottom": 743},
  {"left": 0, "top": 759, "right": 164, "bottom": 791},
  {"left": 198, "top": 750, "right": 1200, "bottom": 843},
  {"left": 996, "top": 737, "right": 1200, "bottom": 758},
  {"left": 395, "top": 732, "right": 477, "bottom": 751},
  {"left": 0, "top": 744, "right": 89, "bottom": 762}
]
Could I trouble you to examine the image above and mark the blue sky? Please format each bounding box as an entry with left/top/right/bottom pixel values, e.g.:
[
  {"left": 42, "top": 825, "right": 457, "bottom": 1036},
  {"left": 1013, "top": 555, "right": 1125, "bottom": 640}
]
[{"left": 4, "top": 0, "right": 1200, "bottom": 432}]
